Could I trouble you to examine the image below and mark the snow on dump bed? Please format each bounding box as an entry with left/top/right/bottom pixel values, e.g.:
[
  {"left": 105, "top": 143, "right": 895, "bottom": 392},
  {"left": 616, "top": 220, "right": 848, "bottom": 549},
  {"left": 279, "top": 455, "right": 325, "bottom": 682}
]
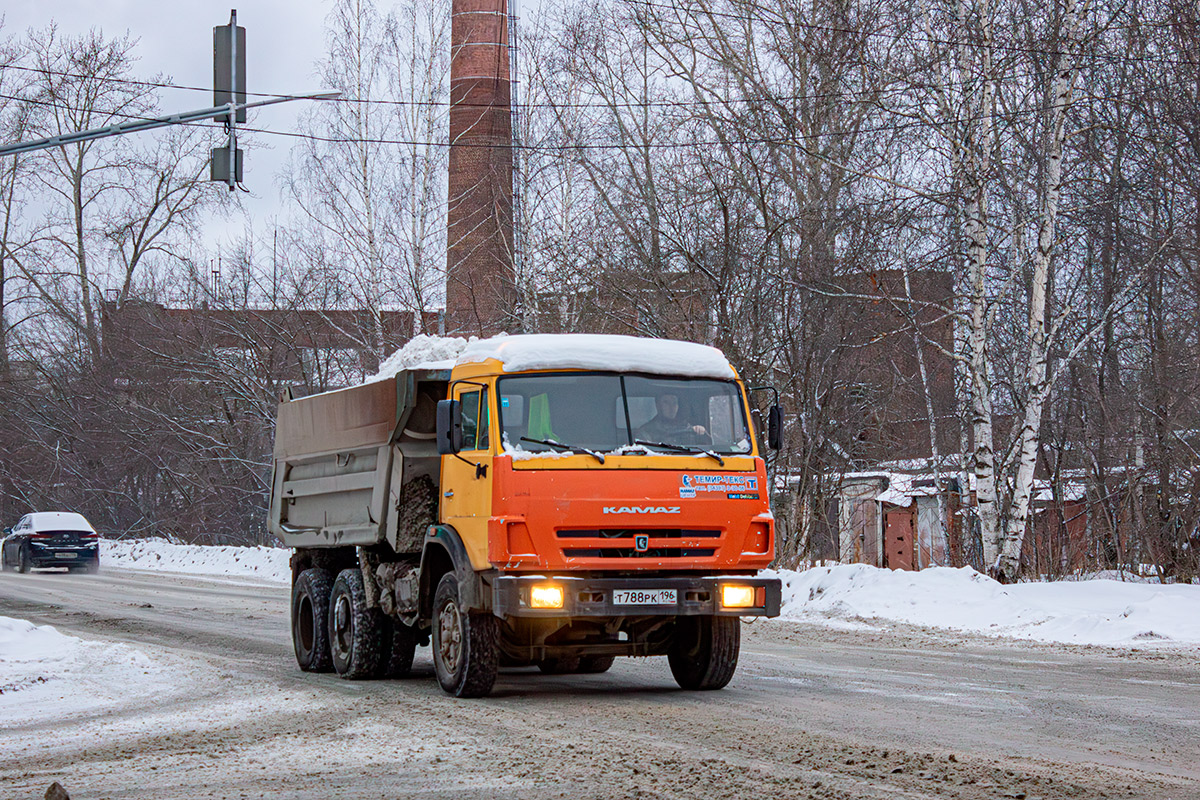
[
  {"left": 770, "top": 563, "right": 1200, "bottom": 647},
  {"left": 0, "top": 616, "right": 184, "bottom": 727},
  {"left": 366, "top": 334, "right": 469, "bottom": 382},
  {"left": 457, "top": 334, "right": 736, "bottom": 378},
  {"left": 101, "top": 538, "right": 289, "bottom": 583}
]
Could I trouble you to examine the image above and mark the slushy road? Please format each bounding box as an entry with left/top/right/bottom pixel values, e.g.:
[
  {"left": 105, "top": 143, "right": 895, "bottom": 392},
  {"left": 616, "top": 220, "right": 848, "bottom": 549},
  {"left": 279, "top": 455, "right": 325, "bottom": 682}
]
[{"left": 2, "top": 569, "right": 1197, "bottom": 799}]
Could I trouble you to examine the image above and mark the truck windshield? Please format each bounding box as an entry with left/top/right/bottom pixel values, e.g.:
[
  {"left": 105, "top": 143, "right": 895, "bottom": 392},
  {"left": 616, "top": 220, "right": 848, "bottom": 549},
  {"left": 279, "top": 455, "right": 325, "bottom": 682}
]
[{"left": 496, "top": 373, "right": 752, "bottom": 456}]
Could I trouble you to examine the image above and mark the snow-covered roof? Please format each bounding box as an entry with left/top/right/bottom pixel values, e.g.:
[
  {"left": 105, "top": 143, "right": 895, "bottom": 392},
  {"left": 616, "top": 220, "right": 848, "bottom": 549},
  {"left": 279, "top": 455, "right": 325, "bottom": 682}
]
[
  {"left": 26, "top": 512, "right": 95, "bottom": 532},
  {"left": 365, "top": 333, "right": 737, "bottom": 386},
  {"left": 456, "top": 334, "right": 736, "bottom": 379}
]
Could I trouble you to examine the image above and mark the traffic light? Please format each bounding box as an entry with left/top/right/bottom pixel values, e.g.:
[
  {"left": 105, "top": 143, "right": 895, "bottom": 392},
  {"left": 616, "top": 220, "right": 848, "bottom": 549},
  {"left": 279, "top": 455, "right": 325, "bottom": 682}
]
[
  {"left": 211, "top": 10, "right": 245, "bottom": 189},
  {"left": 214, "top": 11, "right": 246, "bottom": 124}
]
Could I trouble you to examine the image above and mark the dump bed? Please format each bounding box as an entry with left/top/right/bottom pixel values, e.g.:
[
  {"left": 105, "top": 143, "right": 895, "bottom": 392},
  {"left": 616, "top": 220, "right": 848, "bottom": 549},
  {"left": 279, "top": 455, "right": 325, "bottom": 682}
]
[{"left": 268, "top": 368, "right": 449, "bottom": 551}]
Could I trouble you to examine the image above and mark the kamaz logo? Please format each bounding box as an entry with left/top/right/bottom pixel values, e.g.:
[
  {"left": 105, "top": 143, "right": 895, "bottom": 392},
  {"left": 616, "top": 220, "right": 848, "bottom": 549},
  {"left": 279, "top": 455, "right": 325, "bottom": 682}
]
[{"left": 602, "top": 506, "right": 681, "bottom": 514}]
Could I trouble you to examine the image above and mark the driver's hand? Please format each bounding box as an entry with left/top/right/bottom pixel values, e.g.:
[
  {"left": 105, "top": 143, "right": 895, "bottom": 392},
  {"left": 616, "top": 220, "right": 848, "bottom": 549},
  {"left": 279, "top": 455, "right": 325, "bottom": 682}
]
[{"left": 691, "top": 425, "right": 707, "bottom": 435}]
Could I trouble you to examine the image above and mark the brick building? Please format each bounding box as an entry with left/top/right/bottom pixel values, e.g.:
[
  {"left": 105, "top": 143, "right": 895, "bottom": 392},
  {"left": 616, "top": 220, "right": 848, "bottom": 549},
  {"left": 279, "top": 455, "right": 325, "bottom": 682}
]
[{"left": 100, "top": 299, "right": 442, "bottom": 392}]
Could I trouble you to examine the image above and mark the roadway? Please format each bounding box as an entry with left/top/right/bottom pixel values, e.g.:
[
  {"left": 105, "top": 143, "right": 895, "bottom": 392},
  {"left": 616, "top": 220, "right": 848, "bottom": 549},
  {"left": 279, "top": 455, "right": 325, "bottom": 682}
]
[{"left": 1, "top": 568, "right": 1197, "bottom": 799}]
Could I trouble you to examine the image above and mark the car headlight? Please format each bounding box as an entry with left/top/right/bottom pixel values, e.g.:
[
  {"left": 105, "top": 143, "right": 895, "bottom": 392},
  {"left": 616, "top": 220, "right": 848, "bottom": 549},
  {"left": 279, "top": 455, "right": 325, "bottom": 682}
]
[{"left": 530, "top": 583, "right": 565, "bottom": 609}]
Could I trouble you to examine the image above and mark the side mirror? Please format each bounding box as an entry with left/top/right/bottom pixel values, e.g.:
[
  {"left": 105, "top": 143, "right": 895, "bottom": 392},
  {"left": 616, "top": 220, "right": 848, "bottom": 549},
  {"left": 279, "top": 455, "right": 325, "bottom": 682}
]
[
  {"left": 767, "top": 405, "right": 783, "bottom": 451},
  {"left": 436, "top": 399, "right": 463, "bottom": 455}
]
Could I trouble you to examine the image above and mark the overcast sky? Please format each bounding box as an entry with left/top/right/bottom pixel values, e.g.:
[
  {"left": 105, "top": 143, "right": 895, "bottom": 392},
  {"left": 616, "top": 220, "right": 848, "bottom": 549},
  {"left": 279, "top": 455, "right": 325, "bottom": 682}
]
[{"left": 4, "top": 1, "right": 336, "bottom": 237}]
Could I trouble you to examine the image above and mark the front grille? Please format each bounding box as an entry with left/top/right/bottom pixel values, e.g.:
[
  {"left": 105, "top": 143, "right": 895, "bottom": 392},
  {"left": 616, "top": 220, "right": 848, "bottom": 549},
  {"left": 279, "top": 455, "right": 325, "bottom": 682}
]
[
  {"left": 556, "top": 529, "right": 721, "bottom": 539},
  {"left": 562, "top": 547, "right": 717, "bottom": 559}
]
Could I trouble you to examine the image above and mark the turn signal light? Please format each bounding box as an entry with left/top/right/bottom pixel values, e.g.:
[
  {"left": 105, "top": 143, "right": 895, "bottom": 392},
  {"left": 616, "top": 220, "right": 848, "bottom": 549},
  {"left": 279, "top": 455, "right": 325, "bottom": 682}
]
[
  {"left": 530, "top": 583, "right": 565, "bottom": 609},
  {"left": 721, "top": 584, "right": 756, "bottom": 609}
]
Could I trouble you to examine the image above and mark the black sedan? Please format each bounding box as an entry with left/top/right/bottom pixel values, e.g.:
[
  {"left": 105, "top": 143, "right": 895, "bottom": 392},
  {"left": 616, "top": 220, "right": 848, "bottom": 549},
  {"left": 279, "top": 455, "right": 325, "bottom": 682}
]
[{"left": 1, "top": 512, "right": 100, "bottom": 574}]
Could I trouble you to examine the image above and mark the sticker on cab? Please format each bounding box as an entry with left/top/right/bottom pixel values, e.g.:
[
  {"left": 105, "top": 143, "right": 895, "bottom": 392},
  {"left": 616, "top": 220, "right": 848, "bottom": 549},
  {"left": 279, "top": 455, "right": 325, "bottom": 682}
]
[{"left": 680, "top": 474, "right": 758, "bottom": 495}]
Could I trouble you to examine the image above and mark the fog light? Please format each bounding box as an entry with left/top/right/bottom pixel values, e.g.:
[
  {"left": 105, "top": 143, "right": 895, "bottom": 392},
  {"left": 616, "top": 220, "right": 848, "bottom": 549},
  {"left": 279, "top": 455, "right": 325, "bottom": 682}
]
[
  {"left": 530, "top": 583, "right": 565, "bottom": 609},
  {"left": 721, "top": 584, "right": 755, "bottom": 609}
]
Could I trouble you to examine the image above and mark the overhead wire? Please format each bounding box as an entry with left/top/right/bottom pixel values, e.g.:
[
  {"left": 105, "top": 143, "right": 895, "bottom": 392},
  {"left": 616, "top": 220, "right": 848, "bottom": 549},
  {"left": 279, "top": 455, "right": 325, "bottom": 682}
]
[
  {"left": 0, "top": 71, "right": 1185, "bottom": 161},
  {"left": 0, "top": 1, "right": 1189, "bottom": 160},
  {"left": 0, "top": 60, "right": 1056, "bottom": 111},
  {"left": 0, "top": 84, "right": 1068, "bottom": 154}
]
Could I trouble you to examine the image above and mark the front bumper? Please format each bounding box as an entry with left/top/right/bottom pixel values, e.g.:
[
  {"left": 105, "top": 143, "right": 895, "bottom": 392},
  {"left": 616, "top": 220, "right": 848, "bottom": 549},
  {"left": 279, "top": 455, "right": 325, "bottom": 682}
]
[{"left": 492, "top": 574, "right": 781, "bottom": 618}]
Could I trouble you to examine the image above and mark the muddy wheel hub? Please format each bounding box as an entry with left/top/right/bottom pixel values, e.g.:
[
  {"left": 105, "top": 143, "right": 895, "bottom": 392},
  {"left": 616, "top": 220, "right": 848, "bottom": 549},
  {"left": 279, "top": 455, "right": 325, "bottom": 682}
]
[
  {"left": 438, "top": 600, "right": 463, "bottom": 675},
  {"left": 333, "top": 595, "right": 352, "bottom": 653}
]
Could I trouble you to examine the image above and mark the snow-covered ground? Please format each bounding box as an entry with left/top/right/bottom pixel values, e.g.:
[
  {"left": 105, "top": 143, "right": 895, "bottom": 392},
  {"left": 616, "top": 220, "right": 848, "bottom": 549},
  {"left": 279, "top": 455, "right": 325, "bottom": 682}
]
[
  {"left": 100, "top": 538, "right": 289, "bottom": 583},
  {"left": 95, "top": 538, "right": 1200, "bottom": 648},
  {"left": 0, "top": 616, "right": 188, "bottom": 728},
  {"left": 768, "top": 563, "right": 1200, "bottom": 648}
]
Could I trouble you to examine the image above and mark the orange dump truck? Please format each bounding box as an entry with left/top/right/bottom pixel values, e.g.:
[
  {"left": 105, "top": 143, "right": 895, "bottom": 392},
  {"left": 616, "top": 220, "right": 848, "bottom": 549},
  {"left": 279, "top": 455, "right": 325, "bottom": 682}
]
[{"left": 269, "top": 334, "right": 782, "bottom": 697}]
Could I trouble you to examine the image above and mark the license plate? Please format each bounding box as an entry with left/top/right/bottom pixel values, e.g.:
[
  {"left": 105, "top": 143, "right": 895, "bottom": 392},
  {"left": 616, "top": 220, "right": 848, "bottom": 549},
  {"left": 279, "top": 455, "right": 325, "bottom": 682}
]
[
  {"left": 613, "top": 588, "right": 676, "bottom": 606},
  {"left": 58, "top": 552, "right": 77, "bottom": 559}
]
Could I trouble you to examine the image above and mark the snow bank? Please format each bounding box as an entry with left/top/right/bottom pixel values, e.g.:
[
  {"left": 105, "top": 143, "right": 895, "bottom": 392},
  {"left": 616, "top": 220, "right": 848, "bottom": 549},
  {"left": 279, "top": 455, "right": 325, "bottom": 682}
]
[
  {"left": 0, "top": 616, "right": 181, "bottom": 726},
  {"left": 366, "top": 334, "right": 469, "bottom": 381},
  {"left": 457, "top": 334, "right": 736, "bottom": 379},
  {"left": 770, "top": 564, "right": 1200, "bottom": 647},
  {"left": 100, "top": 539, "right": 290, "bottom": 583}
]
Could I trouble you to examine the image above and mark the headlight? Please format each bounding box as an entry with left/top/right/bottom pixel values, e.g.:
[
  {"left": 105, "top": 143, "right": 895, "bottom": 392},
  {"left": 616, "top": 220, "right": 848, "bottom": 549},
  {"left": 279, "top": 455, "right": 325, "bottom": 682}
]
[
  {"left": 721, "top": 584, "right": 756, "bottom": 609},
  {"left": 530, "top": 583, "right": 565, "bottom": 609}
]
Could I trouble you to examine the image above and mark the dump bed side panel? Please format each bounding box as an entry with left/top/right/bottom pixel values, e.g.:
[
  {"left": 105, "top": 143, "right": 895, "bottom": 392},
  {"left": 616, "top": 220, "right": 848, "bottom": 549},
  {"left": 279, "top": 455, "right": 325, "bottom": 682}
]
[
  {"left": 269, "top": 379, "right": 399, "bottom": 548},
  {"left": 274, "top": 379, "right": 398, "bottom": 460}
]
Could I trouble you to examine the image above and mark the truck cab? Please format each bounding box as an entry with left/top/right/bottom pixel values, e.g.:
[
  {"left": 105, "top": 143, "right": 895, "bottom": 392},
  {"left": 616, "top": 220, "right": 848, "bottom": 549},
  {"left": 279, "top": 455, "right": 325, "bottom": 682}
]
[{"left": 270, "top": 334, "right": 782, "bottom": 697}]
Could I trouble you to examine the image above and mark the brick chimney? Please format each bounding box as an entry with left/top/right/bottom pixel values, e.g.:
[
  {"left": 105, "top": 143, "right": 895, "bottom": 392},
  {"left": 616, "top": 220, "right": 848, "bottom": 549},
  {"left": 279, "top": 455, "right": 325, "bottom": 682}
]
[{"left": 445, "top": 0, "right": 516, "bottom": 336}]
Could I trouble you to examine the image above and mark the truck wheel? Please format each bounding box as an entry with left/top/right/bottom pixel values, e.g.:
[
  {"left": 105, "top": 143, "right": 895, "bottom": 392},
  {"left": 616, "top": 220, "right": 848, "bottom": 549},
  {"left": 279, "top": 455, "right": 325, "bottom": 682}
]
[
  {"left": 380, "top": 619, "right": 419, "bottom": 678},
  {"left": 668, "top": 615, "right": 740, "bottom": 690},
  {"left": 537, "top": 656, "right": 581, "bottom": 674},
  {"left": 292, "top": 568, "right": 335, "bottom": 672},
  {"left": 578, "top": 655, "right": 616, "bottom": 674},
  {"left": 329, "top": 569, "right": 389, "bottom": 679},
  {"left": 432, "top": 572, "right": 498, "bottom": 698}
]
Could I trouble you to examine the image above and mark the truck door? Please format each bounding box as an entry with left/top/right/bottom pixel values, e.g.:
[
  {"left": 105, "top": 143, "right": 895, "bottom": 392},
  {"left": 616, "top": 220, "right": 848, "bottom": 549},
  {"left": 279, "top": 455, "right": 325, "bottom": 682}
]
[{"left": 440, "top": 384, "right": 495, "bottom": 569}]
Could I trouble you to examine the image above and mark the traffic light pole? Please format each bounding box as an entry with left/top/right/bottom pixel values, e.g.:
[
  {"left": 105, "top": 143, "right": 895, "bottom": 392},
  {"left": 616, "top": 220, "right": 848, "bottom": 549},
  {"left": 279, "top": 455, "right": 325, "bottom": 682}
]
[
  {"left": 227, "top": 9, "right": 239, "bottom": 190},
  {"left": 0, "top": 93, "right": 335, "bottom": 160}
]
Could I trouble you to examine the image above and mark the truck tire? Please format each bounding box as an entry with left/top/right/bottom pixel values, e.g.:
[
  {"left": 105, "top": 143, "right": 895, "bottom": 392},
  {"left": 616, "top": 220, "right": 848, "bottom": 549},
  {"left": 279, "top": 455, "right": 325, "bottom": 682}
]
[
  {"left": 432, "top": 572, "right": 498, "bottom": 697},
  {"left": 329, "top": 569, "right": 389, "bottom": 680},
  {"left": 578, "top": 655, "right": 616, "bottom": 674},
  {"left": 380, "top": 619, "right": 420, "bottom": 678},
  {"left": 292, "top": 568, "right": 334, "bottom": 673},
  {"left": 668, "top": 615, "right": 740, "bottom": 690}
]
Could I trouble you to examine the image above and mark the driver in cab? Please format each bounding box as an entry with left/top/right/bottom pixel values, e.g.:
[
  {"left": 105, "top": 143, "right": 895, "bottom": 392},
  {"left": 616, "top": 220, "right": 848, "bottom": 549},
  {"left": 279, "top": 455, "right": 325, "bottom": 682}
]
[{"left": 636, "top": 393, "right": 707, "bottom": 442}]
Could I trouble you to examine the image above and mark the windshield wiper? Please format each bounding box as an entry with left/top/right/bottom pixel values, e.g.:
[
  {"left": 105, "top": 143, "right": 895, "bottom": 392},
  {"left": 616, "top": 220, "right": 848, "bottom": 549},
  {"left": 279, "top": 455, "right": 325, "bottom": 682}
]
[
  {"left": 634, "top": 439, "right": 724, "bottom": 466},
  {"left": 520, "top": 436, "right": 606, "bottom": 464}
]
